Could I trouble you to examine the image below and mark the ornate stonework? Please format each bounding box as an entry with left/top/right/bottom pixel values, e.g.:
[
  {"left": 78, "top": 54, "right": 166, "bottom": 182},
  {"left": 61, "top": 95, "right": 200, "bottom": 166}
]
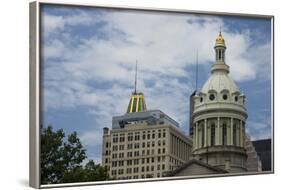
[{"left": 192, "top": 32, "right": 248, "bottom": 172}]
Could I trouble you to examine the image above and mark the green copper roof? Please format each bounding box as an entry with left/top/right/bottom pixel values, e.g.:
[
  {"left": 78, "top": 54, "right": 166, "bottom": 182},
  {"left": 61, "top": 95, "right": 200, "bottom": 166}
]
[{"left": 126, "top": 92, "right": 147, "bottom": 113}]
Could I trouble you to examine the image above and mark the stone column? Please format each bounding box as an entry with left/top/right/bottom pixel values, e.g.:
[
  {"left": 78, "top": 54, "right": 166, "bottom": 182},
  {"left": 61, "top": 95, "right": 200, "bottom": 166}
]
[
  {"left": 204, "top": 119, "right": 207, "bottom": 147},
  {"left": 196, "top": 122, "right": 199, "bottom": 149},
  {"left": 216, "top": 117, "right": 220, "bottom": 145},
  {"left": 192, "top": 125, "right": 196, "bottom": 150},
  {"left": 230, "top": 118, "right": 233, "bottom": 145}
]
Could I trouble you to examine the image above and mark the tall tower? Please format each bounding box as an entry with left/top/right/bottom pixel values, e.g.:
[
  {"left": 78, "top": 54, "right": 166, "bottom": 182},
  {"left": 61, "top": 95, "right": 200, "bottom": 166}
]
[
  {"left": 191, "top": 32, "right": 248, "bottom": 172},
  {"left": 126, "top": 62, "right": 147, "bottom": 113}
]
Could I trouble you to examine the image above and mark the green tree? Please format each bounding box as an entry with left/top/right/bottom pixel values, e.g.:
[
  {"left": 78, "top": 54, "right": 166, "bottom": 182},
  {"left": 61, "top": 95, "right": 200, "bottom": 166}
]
[
  {"left": 40, "top": 125, "right": 109, "bottom": 184},
  {"left": 61, "top": 160, "right": 109, "bottom": 183},
  {"left": 62, "top": 132, "right": 86, "bottom": 170},
  {"left": 40, "top": 125, "right": 65, "bottom": 184},
  {"left": 84, "top": 160, "right": 109, "bottom": 181}
]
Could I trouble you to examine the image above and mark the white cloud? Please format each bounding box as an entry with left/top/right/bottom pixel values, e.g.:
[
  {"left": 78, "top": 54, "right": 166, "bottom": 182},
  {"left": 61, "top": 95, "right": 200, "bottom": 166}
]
[{"left": 42, "top": 11, "right": 97, "bottom": 35}]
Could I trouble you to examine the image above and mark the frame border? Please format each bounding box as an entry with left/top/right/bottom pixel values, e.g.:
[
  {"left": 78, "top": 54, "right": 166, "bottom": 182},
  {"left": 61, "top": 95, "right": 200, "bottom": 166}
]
[{"left": 29, "top": 1, "right": 275, "bottom": 188}]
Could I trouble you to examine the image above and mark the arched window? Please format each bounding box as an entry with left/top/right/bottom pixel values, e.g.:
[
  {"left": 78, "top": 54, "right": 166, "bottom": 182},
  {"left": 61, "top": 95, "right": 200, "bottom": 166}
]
[
  {"left": 211, "top": 123, "right": 216, "bottom": 146},
  {"left": 222, "top": 123, "right": 227, "bottom": 145},
  {"left": 218, "top": 49, "right": 222, "bottom": 60},
  {"left": 201, "top": 125, "right": 205, "bottom": 147},
  {"left": 233, "top": 124, "right": 237, "bottom": 146},
  {"left": 216, "top": 49, "right": 219, "bottom": 61}
]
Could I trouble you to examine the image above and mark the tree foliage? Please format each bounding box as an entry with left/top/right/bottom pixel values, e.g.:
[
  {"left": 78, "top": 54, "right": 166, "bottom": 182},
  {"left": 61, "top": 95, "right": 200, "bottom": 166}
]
[{"left": 40, "top": 125, "right": 109, "bottom": 184}]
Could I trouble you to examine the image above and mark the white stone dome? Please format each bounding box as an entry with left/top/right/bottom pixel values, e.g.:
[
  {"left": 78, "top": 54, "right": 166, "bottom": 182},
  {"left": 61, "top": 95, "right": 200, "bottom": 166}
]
[{"left": 201, "top": 72, "right": 240, "bottom": 94}]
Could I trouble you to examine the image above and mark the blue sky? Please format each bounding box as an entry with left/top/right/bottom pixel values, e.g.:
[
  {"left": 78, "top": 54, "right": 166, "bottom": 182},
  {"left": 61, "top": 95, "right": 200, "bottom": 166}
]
[{"left": 40, "top": 4, "right": 272, "bottom": 163}]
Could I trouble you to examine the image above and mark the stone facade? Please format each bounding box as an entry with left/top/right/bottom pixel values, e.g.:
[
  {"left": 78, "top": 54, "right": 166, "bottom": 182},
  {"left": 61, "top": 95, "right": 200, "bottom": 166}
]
[
  {"left": 102, "top": 110, "right": 193, "bottom": 180},
  {"left": 163, "top": 159, "right": 227, "bottom": 177}
]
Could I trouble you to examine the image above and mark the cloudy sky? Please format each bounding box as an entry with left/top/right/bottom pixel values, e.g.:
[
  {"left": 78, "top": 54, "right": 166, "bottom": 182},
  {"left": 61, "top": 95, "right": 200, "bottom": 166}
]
[{"left": 40, "top": 4, "right": 272, "bottom": 163}]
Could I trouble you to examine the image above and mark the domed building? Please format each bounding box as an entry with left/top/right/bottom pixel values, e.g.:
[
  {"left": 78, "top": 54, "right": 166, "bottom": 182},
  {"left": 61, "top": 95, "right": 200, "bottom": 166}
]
[{"left": 191, "top": 32, "right": 248, "bottom": 172}]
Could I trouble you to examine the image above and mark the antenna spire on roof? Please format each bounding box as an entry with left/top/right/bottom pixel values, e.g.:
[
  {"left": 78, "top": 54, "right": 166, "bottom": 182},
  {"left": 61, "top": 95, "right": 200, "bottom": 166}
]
[
  {"left": 134, "top": 60, "right": 138, "bottom": 94},
  {"left": 195, "top": 49, "right": 199, "bottom": 91}
]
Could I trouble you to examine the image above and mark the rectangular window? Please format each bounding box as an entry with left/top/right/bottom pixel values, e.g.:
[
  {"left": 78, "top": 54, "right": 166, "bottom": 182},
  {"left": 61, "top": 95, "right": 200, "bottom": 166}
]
[
  {"left": 158, "top": 132, "right": 161, "bottom": 138},
  {"left": 158, "top": 140, "right": 161, "bottom": 146},
  {"left": 119, "top": 145, "right": 124, "bottom": 150},
  {"left": 119, "top": 134, "right": 125, "bottom": 142},
  {"left": 134, "top": 159, "right": 139, "bottom": 165},
  {"left": 118, "top": 169, "right": 124, "bottom": 174},
  {"left": 134, "top": 151, "right": 139, "bottom": 157},
  {"left": 127, "top": 152, "right": 132, "bottom": 157},
  {"left": 133, "top": 167, "right": 138, "bottom": 173},
  {"left": 113, "top": 134, "right": 118, "bottom": 143},
  {"left": 134, "top": 143, "right": 139, "bottom": 149},
  {"left": 128, "top": 144, "right": 133, "bottom": 149},
  {"left": 112, "top": 170, "right": 117, "bottom": 175},
  {"left": 142, "top": 132, "right": 146, "bottom": 140},
  {"left": 127, "top": 160, "right": 132, "bottom": 166},
  {"left": 127, "top": 168, "right": 132, "bottom": 174},
  {"left": 119, "top": 152, "right": 124, "bottom": 158},
  {"left": 112, "top": 161, "right": 117, "bottom": 167},
  {"left": 135, "top": 133, "right": 140, "bottom": 141},
  {"left": 119, "top": 161, "right": 124, "bottom": 166},
  {"left": 113, "top": 145, "right": 118, "bottom": 151},
  {"left": 112, "top": 153, "right": 117, "bottom": 159}
]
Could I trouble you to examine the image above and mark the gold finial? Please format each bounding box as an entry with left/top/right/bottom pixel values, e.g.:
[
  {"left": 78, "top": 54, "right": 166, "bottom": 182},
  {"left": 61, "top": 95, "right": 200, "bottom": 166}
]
[{"left": 215, "top": 30, "right": 225, "bottom": 46}]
